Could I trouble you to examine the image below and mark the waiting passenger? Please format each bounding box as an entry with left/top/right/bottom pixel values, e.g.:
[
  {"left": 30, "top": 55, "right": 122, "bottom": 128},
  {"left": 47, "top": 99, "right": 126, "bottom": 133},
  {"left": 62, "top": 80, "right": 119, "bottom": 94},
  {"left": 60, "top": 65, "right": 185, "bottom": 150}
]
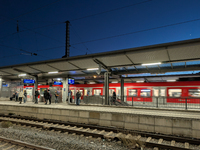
[
  {"left": 48, "top": 89, "right": 51, "bottom": 105},
  {"left": 10, "top": 93, "right": 15, "bottom": 101},
  {"left": 76, "top": 90, "right": 81, "bottom": 105},
  {"left": 54, "top": 91, "right": 59, "bottom": 104},
  {"left": 44, "top": 90, "right": 50, "bottom": 105},
  {"left": 23, "top": 90, "right": 27, "bottom": 103},
  {"left": 15, "top": 91, "right": 18, "bottom": 101},
  {"left": 18, "top": 91, "right": 23, "bottom": 104},
  {"left": 112, "top": 91, "right": 116, "bottom": 104},
  {"left": 35, "top": 89, "right": 40, "bottom": 104}
]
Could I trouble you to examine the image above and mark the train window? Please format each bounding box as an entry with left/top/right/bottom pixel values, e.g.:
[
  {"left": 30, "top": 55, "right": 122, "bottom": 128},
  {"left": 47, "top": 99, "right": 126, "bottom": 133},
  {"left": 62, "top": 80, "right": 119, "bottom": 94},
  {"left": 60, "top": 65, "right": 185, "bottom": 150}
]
[
  {"left": 71, "top": 90, "right": 74, "bottom": 96},
  {"left": 94, "top": 89, "right": 101, "bottom": 95},
  {"left": 84, "top": 90, "right": 87, "bottom": 96},
  {"left": 109, "top": 89, "right": 115, "bottom": 96},
  {"left": 189, "top": 89, "right": 200, "bottom": 97},
  {"left": 168, "top": 89, "right": 182, "bottom": 97},
  {"left": 154, "top": 89, "right": 159, "bottom": 97},
  {"left": 140, "top": 89, "right": 151, "bottom": 97},
  {"left": 160, "top": 89, "right": 166, "bottom": 96},
  {"left": 129, "top": 89, "right": 137, "bottom": 97}
]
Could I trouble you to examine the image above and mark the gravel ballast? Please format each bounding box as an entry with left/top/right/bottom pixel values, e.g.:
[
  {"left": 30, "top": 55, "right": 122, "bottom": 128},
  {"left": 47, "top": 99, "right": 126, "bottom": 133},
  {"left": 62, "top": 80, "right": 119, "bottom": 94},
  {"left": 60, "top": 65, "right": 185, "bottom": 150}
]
[{"left": 0, "top": 124, "right": 133, "bottom": 150}]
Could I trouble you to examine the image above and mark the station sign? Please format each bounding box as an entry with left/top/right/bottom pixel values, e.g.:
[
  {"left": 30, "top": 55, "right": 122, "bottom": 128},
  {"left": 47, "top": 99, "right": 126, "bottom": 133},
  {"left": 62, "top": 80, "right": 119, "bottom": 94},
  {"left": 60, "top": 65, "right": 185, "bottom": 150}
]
[
  {"left": 23, "top": 79, "right": 35, "bottom": 84},
  {"left": 54, "top": 81, "right": 62, "bottom": 85},
  {"left": 68, "top": 78, "right": 74, "bottom": 84}
]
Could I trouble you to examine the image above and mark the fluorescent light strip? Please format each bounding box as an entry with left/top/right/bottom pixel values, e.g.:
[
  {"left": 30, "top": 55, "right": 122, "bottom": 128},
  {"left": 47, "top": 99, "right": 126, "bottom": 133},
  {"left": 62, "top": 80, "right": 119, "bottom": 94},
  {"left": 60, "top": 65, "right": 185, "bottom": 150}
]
[
  {"left": 112, "top": 81, "right": 118, "bottom": 83},
  {"left": 48, "top": 71, "right": 58, "bottom": 74},
  {"left": 87, "top": 68, "right": 98, "bottom": 71},
  {"left": 18, "top": 74, "right": 26, "bottom": 76},
  {"left": 142, "top": 62, "right": 161, "bottom": 66},
  {"left": 167, "top": 80, "right": 176, "bottom": 82},
  {"left": 136, "top": 81, "right": 144, "bottom": 83}
]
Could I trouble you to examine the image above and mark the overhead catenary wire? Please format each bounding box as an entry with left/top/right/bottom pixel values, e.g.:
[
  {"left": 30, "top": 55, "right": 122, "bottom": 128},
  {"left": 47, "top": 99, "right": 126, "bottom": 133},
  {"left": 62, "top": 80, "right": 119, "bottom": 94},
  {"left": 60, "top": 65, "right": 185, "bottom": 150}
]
[
  {"left": 69, "top": 0, "right": 152, "bottom": 21},
  {"left": 71, "top": 17, "right": 200, "bottom": 45},
  {"left": 70, "top": 24, "right": 92, "bottom": 54},
  {"left": 0, "top": 0, "right": 62, "bottom": 25}
]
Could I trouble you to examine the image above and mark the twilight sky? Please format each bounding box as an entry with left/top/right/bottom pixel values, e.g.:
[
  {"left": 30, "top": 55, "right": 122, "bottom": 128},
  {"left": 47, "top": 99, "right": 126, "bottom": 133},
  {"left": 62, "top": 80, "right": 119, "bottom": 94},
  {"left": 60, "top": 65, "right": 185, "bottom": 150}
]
[{"left": 0, "top": 0, "right": 200, "bottom": 67}]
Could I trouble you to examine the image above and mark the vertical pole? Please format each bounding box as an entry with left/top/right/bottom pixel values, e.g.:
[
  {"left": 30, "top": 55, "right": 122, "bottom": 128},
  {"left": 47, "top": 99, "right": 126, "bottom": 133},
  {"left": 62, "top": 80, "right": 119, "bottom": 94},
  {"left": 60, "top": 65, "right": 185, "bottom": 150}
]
[
  {"left": 62, "top": 78, "right": 69, "bottom": 103},
  {"left": 121, "top": 78, "right": 124, "bottom": 102},
  {"left": 132, "top": 97, "right": 133, "bottom": 106},
  {"left": 156, "top": 97, "right": 158, "bottom": 108},
  {"left": 185, "top": 98, "right": 187, "bottom": 110},
  {"left": 104, "top": 72, "right": 109, "bottom": 105},
  {"left": 65, "top": 20, "right": 70, "bottom": 57},
  {"left": 33, "top": 75, "right": 38, "bottom": 102}
]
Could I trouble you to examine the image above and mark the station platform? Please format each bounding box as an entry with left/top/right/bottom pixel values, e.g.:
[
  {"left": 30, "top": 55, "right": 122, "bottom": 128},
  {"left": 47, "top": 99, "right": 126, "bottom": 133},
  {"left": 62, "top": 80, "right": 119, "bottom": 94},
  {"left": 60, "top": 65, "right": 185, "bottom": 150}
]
[{"left": 0, "top": 101, "right": 199, "bottom": 139}]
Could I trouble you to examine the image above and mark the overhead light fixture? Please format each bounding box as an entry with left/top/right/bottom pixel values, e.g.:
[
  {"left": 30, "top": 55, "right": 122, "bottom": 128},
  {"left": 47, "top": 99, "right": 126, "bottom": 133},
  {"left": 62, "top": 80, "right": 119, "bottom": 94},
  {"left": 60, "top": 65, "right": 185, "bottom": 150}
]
[
  {"left": 48, "top": 71, "right": 58, "bottom": 74},
  {"left": 93, "top": 75, "right": 97, "bottom": 78},
  {"left": 136, "top": 81, "right": 144, "bottom": 83},
  {"left": 18, "top": 74, "right": 26, "bottom": 76},
  {"left": 57, "top": 78, "right": 61, "bottom": 81},
  {"left": 89, "top": 82, "right": 96, "bottom": 84},
  {"left": 167, "top": 80, "right": 176, "bottom": 82},
  {"left": 87, "top": 68, "right": 98, "bottom": 71},
  {"left": 142, "top": 62, "right": 161, "bottom": 66},
  {"left": 112, "top": 81, "right": 118, "bottom": 83}
]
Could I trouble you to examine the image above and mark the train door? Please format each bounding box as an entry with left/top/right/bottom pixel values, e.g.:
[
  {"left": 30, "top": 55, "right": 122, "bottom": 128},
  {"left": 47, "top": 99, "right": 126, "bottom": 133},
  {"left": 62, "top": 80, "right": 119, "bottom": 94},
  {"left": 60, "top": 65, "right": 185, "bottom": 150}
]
[
  {"left": 153, "top": 87, "right": 166, "bottom": 104},
  {"left": 109, "top": 88, "right": 116, "bottom": 96}
]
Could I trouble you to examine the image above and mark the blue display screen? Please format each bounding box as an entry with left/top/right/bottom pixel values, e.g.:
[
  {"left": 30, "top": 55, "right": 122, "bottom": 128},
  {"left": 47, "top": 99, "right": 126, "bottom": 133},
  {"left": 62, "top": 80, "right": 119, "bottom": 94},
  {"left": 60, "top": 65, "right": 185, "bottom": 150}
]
[
  {"left": 68, "top": 78, "right": 74, "bottom": 84},
  {"left": 54, "top": 81, "right": 62, "bottom": 85},
  {"left": 2, "top": 84, "right": 8, "bottom": 87},
  {"left": 23, "top": 79, "right": 35, "bottom": 84}
]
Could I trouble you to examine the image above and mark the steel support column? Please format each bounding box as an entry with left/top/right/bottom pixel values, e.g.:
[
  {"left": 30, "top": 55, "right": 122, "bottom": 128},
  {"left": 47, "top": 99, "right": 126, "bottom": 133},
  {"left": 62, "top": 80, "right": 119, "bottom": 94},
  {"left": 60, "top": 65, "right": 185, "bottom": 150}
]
[
  {"left": 121, "top": 78, "right": 124, "bottom": 102},
  {"left": 33, "top": 76, "right": 38, "bottom": 102},
  {"left": 104, "top": 72, "right": 110, "bottom": 105},
  {"left": 62, "top": 78, "right": 69, "bottom": 103}
]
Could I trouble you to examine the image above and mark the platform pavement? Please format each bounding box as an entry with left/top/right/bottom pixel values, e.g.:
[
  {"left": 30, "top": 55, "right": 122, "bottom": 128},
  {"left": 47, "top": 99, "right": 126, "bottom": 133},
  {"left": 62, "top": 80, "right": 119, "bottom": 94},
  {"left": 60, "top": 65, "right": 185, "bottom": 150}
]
[{"left": 0, "top": 101, "right": 200, "bottom": 139}]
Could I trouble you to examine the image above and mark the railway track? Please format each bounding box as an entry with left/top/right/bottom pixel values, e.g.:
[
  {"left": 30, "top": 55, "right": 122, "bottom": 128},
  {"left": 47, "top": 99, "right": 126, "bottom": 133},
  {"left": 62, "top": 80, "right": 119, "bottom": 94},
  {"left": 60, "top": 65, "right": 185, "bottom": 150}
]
[
  {"left": 0, "top": 136, "right": 55, "bottom": 150},
  {"left": 0, "top": 114, "right": 200, "bottom": 150}
]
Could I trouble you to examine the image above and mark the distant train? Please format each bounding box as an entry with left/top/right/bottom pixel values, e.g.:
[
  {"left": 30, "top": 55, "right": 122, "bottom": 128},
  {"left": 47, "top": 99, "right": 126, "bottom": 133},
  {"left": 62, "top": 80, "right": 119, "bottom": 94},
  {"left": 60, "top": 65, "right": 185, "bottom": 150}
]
[{"left": 24, "top": 81, "right": 200, "bottom": 104}]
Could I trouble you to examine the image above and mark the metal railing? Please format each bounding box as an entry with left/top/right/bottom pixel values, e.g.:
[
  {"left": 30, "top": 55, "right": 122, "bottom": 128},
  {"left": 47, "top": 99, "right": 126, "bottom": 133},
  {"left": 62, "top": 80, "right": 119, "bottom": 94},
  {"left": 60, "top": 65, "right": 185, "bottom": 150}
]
[{"left": 81, "top": 95, "right": 200, "bottom": 110}]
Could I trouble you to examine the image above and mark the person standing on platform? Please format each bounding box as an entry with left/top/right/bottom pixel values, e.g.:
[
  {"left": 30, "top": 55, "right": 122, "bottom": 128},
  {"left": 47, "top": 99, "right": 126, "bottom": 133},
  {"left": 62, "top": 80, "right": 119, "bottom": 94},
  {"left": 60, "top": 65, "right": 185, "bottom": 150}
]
[
  {"left": 112, "top": 91, "right": 116, "bottom": 105},
  {"left": 54, "top": 91, "right": 59, "bottom": 104},
  {"left": 76, "top": 90, "right": 81, "bottom": 105},
  {"left": 23, "top": 90, "right": 27, "bottom": 103},
  {"left": 35, "top": 89, "right": 40, "bottom": 104},
  {"left": 15, "top": 91, "right": 18, "bottom": 102},
  {"left": 18, "top": 90, "right": 23, "bottom": 104},
  {"left": 48, "top": 89, "right": 51, "bottom": 105},
  {"left": 44, "top": 90, "right": 50, "bottom": 105},
  {"left": 10, "top": 93, "right": 15, "bottom": 101}
]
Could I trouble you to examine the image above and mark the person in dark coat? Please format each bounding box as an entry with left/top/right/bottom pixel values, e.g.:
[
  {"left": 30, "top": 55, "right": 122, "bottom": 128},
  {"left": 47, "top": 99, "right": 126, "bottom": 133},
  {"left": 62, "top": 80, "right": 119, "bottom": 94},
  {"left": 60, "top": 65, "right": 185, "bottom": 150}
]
[
  {"left": 35, "top": 89, "right": 40, "bottom": 104},
  {"left": 112, "top": 91, "right": 116, "bottom": 104},
  {"left": 23, "top": 90, "right": 27, "bottom": 103},
  {"left": 10, "top": 93, "right": 15, "bottom": 101},
  {"left": 48, "top": 89, "right": 51, "bottom": 105},
  {"left": 44, "top": 90, "right": 50, "bottom": 105},
  {"left": 76, "top": 90, "right": 81, "bottom": 105},
  {"left": 15, "top": 91, "right": 18, "bottom": 101}
]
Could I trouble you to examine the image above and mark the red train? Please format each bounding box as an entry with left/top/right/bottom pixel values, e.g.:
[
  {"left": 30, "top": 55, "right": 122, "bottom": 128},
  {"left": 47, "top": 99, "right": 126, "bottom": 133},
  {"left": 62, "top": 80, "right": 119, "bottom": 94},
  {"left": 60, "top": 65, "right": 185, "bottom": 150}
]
[{"left": 24, "top": 81, "right": 200, "bottom": 104}]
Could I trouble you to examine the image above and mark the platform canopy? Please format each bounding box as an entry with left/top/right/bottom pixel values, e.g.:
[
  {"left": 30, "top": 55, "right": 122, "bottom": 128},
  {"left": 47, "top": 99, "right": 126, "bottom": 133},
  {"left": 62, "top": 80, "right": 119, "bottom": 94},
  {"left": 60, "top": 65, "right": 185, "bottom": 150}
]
[{"left": 1, "top": 38, "right": 200, "bottom": 83}]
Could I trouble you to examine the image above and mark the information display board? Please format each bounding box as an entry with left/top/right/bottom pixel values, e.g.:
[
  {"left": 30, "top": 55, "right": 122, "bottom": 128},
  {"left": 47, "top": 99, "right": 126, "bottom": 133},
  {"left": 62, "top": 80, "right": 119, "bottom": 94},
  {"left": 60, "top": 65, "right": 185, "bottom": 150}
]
[
  {"left": 24, "top": 79, "right": 35, "bottom": 84},
  {"left": 54, "top": 81, "right": 62, "bottom": 85},
  {"left": 68, "top": 78, "right": 74, "bottom": 84}
]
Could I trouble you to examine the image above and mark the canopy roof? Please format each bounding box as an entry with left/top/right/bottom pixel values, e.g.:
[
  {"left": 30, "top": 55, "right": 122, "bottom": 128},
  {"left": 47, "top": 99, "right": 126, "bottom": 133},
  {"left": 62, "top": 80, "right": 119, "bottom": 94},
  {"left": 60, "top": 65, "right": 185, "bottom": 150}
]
[{"left": 1, "top": 38, "right": 200, "bottom": 83}]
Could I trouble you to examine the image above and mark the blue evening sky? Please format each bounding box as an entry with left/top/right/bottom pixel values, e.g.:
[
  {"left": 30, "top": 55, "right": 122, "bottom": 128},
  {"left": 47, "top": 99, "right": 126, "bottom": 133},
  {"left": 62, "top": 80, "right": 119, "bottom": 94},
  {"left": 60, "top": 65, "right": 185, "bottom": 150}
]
[{"left": 0, "top": 0, "right": 200, "bottom": 67}]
